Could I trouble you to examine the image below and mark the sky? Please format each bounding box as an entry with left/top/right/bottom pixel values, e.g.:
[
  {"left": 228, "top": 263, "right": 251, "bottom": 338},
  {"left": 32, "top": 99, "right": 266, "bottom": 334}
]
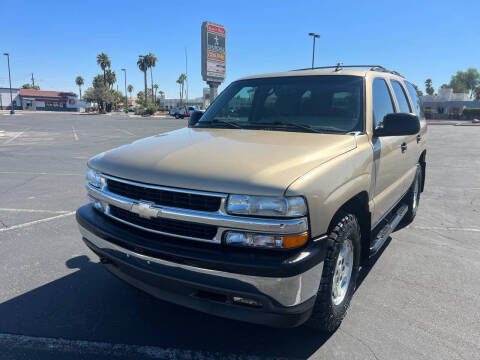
[{"left": 1, "top": 0, "right": 479, "bottom": 99}]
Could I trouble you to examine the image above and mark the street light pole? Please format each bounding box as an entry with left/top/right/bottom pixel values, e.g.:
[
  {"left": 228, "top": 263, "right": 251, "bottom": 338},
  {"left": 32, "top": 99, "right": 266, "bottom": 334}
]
[
  {"left": 308, "top": 33, "right": 320, "bottom": 69},
  {"left": 3, "top": 53, "right": 14, "bottom": 114},
  {"left": 121, "top": 68, "right": 127, "bottom": 112}
]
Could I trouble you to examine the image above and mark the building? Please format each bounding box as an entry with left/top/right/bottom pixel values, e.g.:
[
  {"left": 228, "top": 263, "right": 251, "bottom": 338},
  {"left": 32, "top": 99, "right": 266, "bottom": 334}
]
[
  {"left": 160, "top": 97, "right": 205, "bottom": 110},
  {"left": 0, "top": 88, "right": 21, "bottom": 110},
  {"left": 18, "top": 89, "right": 80, "bottom": 111},
  {"left": 421, "top": 88, "right": 480, "bottom": 116}
]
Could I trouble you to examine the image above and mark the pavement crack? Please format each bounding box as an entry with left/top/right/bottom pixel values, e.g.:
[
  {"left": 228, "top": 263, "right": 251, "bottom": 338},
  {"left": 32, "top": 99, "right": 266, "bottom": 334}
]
[
  {"left": 0, "top": 219, "right": 7, "bottom": 229},
  {"left": 339, "top": 328, "right": 381, "bottom": 360}
]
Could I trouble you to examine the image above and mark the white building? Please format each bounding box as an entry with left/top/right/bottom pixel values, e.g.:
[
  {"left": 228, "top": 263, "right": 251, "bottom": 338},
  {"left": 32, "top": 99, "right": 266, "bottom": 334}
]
[{"left": 0, "top": 87, "right": 21, "bottom": 110}]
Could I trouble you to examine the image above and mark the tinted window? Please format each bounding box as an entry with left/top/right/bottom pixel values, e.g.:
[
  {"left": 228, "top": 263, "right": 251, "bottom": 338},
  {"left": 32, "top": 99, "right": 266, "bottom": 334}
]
[
  {"left": 197, "top": 75, "right": 364, "bottom": 133},
  {"left": 404, "top": 81, "right": 423, "bottom": 118},
  {"left": 391, "top": 80, "right": 411, "bottom": 113},
  {"left": 372, "top": 78, "right": 394, "bottom": 129}
]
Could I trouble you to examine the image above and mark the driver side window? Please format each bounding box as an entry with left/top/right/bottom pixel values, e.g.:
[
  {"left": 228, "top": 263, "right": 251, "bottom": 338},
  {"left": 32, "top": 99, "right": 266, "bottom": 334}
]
[{"left": 372, "top": 78, "right": 395, "bottom": 129}]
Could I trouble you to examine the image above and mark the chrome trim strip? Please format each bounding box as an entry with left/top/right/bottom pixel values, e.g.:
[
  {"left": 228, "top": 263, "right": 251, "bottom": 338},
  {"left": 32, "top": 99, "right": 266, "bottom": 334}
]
[
  {"left": 79, "top": 224, "right": 323, "bottom": 307},
  {"left": 104, "top": 205, "right": 221, "bottom": 244},
  {"left": 102, "top": 173, "right": 227, "bottom": 198},
  {"left": 87, "top": 184, "right": 309, "bottom": 237}
]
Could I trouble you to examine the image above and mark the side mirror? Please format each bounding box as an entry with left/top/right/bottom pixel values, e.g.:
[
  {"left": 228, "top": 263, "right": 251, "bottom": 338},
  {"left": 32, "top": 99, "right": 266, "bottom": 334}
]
[
  {"left": 188, "top": 110, "right": 204, "bottom": 127},
  {"left": 375, "top": 113, "right": 420, "bottom": 137}
]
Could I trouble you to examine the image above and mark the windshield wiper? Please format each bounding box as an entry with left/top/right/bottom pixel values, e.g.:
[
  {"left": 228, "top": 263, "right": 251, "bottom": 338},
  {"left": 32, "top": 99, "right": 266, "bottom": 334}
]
[
  {"left": 265, "top": 121, "right": 323, "bottom": 133},
  {"left": 197, "top": 119, "right": 243, "bottom": 129}
]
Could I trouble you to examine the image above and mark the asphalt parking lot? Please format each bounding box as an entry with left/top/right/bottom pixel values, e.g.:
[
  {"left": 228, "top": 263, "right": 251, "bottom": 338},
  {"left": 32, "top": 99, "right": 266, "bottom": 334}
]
[{"left": 0, "top": 112, "right": 479, "bottom": 360}]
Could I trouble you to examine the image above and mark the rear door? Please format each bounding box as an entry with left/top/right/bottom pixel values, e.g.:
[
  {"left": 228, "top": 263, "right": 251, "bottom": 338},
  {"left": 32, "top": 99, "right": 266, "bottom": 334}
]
[{"left": 371, "top": 78, "right": 408, "bottom": 226}]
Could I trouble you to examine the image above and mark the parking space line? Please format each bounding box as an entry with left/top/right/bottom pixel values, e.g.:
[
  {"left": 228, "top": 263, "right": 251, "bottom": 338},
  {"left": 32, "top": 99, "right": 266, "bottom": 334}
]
[
  {"left": 0, "top": 333, "right": 265, "bottom": 359},
  {"left": 412, "top": 225, "right": 480, "bottom": 233},
  {"left": 0, "top": 208, "right": 71, "bottom": 214},
  {"left": 117, "top": 128, "right": 135, "bottom": 136},
  {"left": 72, "top": 125, "right": 79, "bottom": 141},
  {"left": 0, "top": 212, "right": 75, "bottom": 232},
  {"left": 0, "top": 171, "right": 81, "bottom": 176},
  {"left": 2, "top": 127, "right": 30, "bottom": 145}
]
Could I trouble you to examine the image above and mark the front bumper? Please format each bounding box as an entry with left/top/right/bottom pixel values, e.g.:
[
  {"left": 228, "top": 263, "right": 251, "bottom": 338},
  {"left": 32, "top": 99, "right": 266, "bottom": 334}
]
[{"left": 77, "top": 204, "right": 326, "bottom": 327}]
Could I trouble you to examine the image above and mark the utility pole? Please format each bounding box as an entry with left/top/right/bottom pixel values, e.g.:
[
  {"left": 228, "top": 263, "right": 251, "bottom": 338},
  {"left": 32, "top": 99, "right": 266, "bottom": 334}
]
[
  {"left": 3, "top": 53, "right": 14, "bottom": 114},
  {"left": 121, "top": 68, "right": 127, "bottom": 112},
  {"left": 308, "top": 33, "right": 320, "bottom": 69},
  {"left": 31, "top": 73, "right": 35, "bottom": 87},
  {"left": 185, "top": 47, "right": 189, "bottom": 107}
]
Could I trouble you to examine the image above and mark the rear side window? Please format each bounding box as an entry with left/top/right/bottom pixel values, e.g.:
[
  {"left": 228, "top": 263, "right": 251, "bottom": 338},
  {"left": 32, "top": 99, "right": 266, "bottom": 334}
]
[
  {"left": 391, "top": 80, "right": 411, "bottom": 113},
  {"left": 404, "top": 82, "right": 424, "bottom": 118},
  {"left": 372, "top": 78, "right": 395, "bottom": 129}
]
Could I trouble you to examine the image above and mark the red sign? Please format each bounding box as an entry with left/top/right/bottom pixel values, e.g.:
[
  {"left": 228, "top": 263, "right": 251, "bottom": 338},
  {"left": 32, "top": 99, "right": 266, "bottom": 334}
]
[{"left": 207, "top": 24, "right": 225, "bottom": 35}]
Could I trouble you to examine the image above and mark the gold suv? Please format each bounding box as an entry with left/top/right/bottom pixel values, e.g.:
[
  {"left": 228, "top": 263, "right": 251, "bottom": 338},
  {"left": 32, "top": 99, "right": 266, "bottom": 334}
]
[{"left": 77, "top": 65, "right": 427, "bottom": 331}]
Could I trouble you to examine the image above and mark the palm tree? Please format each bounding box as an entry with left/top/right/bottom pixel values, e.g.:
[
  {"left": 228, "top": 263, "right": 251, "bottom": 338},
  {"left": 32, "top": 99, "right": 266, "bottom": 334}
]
[
  {"left": 96, "top": 53, "right": 111, "bottom": 87},
  {"left": 176, "top": 73, "right": 187, "bottom": 105},
  {"left": 105, "top": 69, "right": 116, "bottom": 89},
  {"left": 153, "top": 84, "right": 158, "bottom": 103},
  {"left": 127, "top": 84, "right": 133, "bottom": 106},
  {"left": 145, "top": 53, "right": 158, "bottom": 103},
  {"left": 75, "top": 76, "right": 84, "bottom": 100},
  {"left": 137, "top": 55, "right": 148, "bottom": 107}
]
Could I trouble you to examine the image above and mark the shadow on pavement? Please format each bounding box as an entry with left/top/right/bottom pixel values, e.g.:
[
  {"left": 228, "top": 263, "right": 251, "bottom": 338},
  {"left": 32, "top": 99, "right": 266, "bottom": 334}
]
[{"left": 0, "top": 255, "right": 335, "bottom": 359}]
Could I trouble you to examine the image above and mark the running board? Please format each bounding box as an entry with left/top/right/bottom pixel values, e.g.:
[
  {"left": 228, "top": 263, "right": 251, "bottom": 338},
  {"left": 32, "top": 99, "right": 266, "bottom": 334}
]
[{"left": 370, "top": 204, "right": 408, "bottom": 254}]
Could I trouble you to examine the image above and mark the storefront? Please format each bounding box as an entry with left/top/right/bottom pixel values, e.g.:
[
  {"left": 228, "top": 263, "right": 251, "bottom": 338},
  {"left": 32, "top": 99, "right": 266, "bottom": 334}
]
[{"left": 18, "top": 89, "right": 79, "bottom": 111}]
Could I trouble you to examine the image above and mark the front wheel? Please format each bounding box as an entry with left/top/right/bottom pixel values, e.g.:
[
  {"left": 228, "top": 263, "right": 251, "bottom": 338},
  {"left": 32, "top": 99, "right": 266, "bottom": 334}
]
[
  {"left": 403, "top": 164, "right": 422, "bottom": 224},
  {"left": 306, "top": 213, "right": 361, "bottom": 332},
  {"left": 175, "top": 114, "right": 180, "bottom": 119}
]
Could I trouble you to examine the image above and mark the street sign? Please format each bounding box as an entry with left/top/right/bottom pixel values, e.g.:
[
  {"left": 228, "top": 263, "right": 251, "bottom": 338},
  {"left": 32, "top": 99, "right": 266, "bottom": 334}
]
[{"left": 202, "top": 22, "right": 226, "bottom": 83}]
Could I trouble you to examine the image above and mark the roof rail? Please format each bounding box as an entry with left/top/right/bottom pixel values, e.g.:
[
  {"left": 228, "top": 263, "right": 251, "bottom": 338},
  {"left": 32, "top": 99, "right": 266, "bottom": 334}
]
[{"left": 290, "top": 64, "right": 403, "bottom": 77}]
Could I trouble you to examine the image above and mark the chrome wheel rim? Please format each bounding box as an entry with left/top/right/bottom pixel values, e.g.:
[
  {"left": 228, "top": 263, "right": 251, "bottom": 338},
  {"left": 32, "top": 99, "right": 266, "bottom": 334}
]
[
  {"left": 332, "top": 239, "right": 354, "bottom": 305},
  {"left": 413, "top": 171, "right": 420, "bottom": 210}
]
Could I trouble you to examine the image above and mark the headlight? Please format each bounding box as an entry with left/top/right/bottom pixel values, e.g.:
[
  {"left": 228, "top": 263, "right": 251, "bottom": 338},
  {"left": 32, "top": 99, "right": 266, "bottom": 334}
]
[
  {"left": 86, "top": 167, "right": 103, "bottom": 188},
  {"left": 226, "top": 195, "right": 307, "bottom": 217}
]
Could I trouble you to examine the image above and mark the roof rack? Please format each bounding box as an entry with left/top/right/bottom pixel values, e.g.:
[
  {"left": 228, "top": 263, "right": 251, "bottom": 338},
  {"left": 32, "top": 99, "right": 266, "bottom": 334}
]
[{"left": 291, "top": 63, "right": 403, "bottom": 77}]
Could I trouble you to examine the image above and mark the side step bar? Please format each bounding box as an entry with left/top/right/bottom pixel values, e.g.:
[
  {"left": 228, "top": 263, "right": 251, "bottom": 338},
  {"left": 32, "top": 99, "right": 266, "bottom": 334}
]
[{"left": 370, "top": 204, "right": 408, "bottom": 254}]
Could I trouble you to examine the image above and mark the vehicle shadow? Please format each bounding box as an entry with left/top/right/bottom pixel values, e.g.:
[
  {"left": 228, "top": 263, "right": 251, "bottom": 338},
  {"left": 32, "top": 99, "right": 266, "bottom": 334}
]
[{"left": 0, "top": 255, "right": 335, "bottom": 359}]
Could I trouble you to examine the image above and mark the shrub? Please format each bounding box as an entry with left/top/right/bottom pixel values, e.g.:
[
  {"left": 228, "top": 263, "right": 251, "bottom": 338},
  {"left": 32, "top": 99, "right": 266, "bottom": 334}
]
[
  {"left": 462, "top": 108, "right": 480, "bottom": 120},
  {"left": 145, "top": 105, "right": 158, "bottom": 116},
  {"left": 134, "top": 106, "right": 145, "bottom": 115}
]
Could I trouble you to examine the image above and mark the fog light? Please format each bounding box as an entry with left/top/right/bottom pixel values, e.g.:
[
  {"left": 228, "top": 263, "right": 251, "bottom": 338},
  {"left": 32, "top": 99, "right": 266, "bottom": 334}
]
[
  {"left": 233, "top": 297, "right": 262, "bottom": 308},
  {"left": 89, "top": 195, "right": 105, "bottom": 212},
  {"left": 225, "top": 231, "right": 308, "bottom": 249}
]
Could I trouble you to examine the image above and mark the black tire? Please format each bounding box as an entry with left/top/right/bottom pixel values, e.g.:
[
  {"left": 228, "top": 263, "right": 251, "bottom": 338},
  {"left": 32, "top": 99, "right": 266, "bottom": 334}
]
[
  {"left": 403, "top": 164, "right": 422, "bottom": 224},
  {"left": 306, "top": 213, "right": 361, "bottom": 332},
  {"left": 175, "top": 114, "right": 180, "bottom": 119}
]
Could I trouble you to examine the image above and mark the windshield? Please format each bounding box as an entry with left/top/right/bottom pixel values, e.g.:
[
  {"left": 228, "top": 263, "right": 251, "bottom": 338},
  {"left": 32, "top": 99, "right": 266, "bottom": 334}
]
[{"left": 196, "top": 75, "right": 364, "bottom": 133}]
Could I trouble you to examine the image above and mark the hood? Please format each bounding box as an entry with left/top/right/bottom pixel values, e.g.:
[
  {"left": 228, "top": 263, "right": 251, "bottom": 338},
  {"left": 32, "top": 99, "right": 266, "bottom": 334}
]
[{"left": 88, "top": 128, "right": 357, "bottom": 196}]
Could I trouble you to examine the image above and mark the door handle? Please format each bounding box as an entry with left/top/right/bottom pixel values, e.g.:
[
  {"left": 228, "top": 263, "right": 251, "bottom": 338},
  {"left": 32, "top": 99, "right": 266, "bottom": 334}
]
[
  {"left": 416, "top": 134, "right": 422, "bottom": 143},
  {"left": 401, "top": 142, "right": 407, "bottom": 153}
]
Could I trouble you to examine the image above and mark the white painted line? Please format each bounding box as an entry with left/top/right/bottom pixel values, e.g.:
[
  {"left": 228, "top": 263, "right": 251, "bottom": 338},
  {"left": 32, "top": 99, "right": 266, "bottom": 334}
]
[
  {"left": 117, "top": 128, "right": 135, "bottom": 136},
  {"left": 412, "top": 225, "right": 480, "bottom": 233},
  {"left": 0, "top": 333, "right": 270, "bottom": 359},
  {"left": 0, "top": 208, "right": 70, "bottom": 214},
  {"left": 2, "top": 127, "right": 30, "bottom": 145},
  {"left": 0, "top": 171, "right": 81, "bottom": 176},
  {"left": 0, "top": 211, "right": 75, "bottom": 232},
  {"left": 72, "top": 125, "right": 79, "bottom": 141}
]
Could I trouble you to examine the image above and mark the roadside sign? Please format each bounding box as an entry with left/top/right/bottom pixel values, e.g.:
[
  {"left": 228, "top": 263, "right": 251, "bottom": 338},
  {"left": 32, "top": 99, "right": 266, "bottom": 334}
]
[{"left": 202, "top": 22, "right": 226, "bottom": 83}]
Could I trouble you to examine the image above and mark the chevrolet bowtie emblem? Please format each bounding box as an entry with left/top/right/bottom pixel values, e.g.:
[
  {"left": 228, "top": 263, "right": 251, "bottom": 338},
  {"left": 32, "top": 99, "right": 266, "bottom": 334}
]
[{"left": 130, "top": 201, "right": 160, "bottom": 219}]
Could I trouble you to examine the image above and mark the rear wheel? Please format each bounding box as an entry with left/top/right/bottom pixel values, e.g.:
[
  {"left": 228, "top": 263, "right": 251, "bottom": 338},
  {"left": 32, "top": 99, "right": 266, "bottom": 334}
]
[
  {"left": 306, "top": 213, "right": 361, "bottom": 332},
  {"left": 403, "top": 164, "right": 422, "bottom": 224},
  {"left": 175, "top": 114, "right": 180, "bottom": 119}
]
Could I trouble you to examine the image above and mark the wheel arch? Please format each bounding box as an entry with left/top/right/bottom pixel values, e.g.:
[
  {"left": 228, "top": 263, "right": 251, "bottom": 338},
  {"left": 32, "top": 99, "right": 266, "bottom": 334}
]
[{"left": 327, "top": 191, "right": 371, "bottom": 266}]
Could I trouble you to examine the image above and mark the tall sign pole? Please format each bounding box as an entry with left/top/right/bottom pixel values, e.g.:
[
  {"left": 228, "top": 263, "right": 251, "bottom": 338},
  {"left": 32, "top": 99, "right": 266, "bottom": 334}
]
[{"left": 201, "top": 21, "right": 226, "bottom": 105}]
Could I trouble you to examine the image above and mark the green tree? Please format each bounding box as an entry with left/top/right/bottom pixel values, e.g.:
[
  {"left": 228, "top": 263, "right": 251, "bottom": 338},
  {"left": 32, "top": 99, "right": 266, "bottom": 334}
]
[
  {"left": 448, "top": 68, "right": 480, "bottom": 98},
  {"left": 137, "top": 56, "right": 148, "bottom": 106},
  {"left": 136, "top": 91, "right": 145, "bottom": 105},
  {"left": 145, "top": 53, "right": 158, "bottom": 103},
  {"left": 153, "top": 84, "right": 158, "bottom": 101},
  {"left": 21, "top": 84, "right": 40, "bottom": 90},
  {"left": 425, "top": 78, "right": 435, "bottom": 96},
  {"left": 96, "top": 53, "right": 111, "bottom": 87},
  {"left": 75, "top": 76, "right": 84, "bottom": 99},
  {"left": 127, "top": 84, "right": 133, "bottom": 106},
  {"left": 176, "top": 73, "right": 187, "bottom": 105},
  {"left": 105, "top": 69, "right": 116, "bottom": 89},
  {"left": 474, "top": 87, "right": 480, "bottom": 101}
]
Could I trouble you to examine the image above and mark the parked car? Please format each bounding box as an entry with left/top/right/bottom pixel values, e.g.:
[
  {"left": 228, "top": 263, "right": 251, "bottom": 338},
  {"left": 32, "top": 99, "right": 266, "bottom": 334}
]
[{"left": 77, "top": 65, "right": 427, "bottom": 331}]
